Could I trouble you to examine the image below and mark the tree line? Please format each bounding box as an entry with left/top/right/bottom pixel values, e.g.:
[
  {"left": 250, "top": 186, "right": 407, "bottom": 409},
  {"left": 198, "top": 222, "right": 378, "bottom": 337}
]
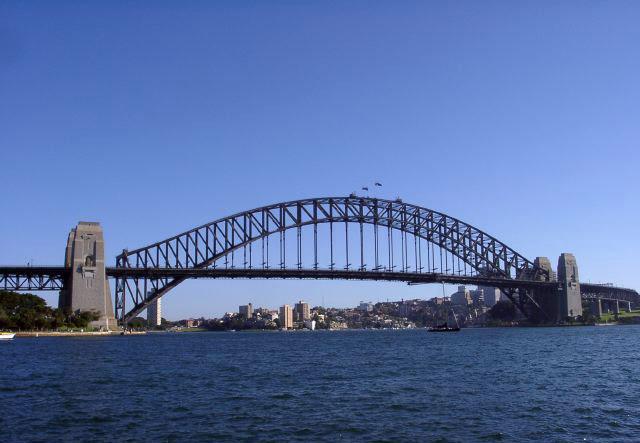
[{"left": 0, "top": 290, "right": 99, "bottom": 330}]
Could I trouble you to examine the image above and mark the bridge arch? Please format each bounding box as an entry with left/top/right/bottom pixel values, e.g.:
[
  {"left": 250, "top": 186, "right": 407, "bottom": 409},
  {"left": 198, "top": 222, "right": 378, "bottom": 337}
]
[{"left": 115, "top": 196, "right": 547, "bottom": 322}]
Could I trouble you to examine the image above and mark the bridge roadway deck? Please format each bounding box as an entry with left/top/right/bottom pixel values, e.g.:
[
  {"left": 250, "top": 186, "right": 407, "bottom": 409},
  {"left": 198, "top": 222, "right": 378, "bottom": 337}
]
[
  {"left": 1, "top": 266, "right": 638, "bottom": 303},
  {"left": 105, "top": 267, "right": 557, "bottom": 290}
]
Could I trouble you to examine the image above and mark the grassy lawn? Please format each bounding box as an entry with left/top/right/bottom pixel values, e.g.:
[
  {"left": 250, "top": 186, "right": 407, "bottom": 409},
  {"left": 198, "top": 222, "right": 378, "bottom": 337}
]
[{"left": 598, "top": 309, "right": 640, "bottom": 323}]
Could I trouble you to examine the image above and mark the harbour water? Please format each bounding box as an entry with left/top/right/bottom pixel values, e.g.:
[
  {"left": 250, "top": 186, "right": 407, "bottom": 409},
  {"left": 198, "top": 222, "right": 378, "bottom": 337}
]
[{"left": 2, "top": 326, "right": 640, "bottom": 442}]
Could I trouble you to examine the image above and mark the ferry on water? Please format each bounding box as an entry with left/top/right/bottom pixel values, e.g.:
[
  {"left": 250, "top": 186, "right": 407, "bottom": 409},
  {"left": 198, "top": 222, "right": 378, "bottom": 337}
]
[{"left": 0, "top": 332, "right": 16, "bottom": 340}]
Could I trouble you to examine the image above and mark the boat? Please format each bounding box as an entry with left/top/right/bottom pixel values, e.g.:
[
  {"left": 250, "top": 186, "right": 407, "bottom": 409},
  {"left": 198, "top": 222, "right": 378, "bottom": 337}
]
[
  {"left": 428, "top": 323, "right": 460, "bottom": 332},
  {"left": 0, "top": 332, "right": 16, "bottom": 340},
  {"left": 428, "top": 309, "right": 460, "bottom": 332},
  {"left": 304, "top": 320, "right": 316, "bottom": 331}
]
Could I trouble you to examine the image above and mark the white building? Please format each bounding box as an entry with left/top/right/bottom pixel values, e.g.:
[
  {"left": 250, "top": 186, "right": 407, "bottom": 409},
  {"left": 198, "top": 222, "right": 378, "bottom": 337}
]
[
  {"left": 280, "top": 305, "right": 293, "bottom": 329},
  {"left": 147, "top": 297, "right": 162, "bottom": 327}
]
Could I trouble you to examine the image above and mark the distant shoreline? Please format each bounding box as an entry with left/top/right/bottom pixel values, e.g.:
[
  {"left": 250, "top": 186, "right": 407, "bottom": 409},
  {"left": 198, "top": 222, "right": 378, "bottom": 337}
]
[
  {"left": 8, "top": 323, "right": 637, "bottom": 338},
  {"left": 13, "top": 331, "right": 146, "bottom": 337}
]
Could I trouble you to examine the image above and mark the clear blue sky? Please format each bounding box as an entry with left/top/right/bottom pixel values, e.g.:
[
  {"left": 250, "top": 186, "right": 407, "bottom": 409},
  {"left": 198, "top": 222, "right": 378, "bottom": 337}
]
[{"left": 1, "top": 1, "right": 639, "bottom": 319}]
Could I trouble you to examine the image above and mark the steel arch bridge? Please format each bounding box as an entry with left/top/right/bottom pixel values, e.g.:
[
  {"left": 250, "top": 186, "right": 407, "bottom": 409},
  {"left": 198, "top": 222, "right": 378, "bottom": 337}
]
[{"left": 115, "top": 196, "right": 552, "bottom": 323}]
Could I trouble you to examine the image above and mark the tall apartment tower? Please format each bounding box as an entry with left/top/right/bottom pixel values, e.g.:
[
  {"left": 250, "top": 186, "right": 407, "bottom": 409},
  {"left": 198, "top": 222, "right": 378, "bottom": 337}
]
[
  {"left": 294, "top": 300, "right": 310, "bottom": 321},
  {"left": 239, "top": 303, "right": 254, "bottom": 319},
  {"left": 147, "top": 298, "right": 162, "bottom": 327},
  {"left": 477, "top": 286, "right": 501, "bottom": 307},
  {"left": 280, "top": 305, "right": 293, "bottom": 329},
  {"left": 558, "top": 253, "right": 582, "bottom": 319}
]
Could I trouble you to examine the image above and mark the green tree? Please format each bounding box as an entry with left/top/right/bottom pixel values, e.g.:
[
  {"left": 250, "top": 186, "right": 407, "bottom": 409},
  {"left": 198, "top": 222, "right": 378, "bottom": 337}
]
[
  {"left": 126, "top": 316, "right": 147, "bottom": 329},
  {"left": 0, "top": 290, "right": 53, "bottom": 330},
  {"left": 0, "top": 290, "right": 101, "bottom": 330}
]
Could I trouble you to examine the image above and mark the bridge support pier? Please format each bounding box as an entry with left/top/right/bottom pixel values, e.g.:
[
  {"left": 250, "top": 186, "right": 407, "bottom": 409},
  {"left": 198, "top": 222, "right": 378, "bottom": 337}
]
[
  {"left": 590, "top": 298, "right": 603, "bottom": 317},
  {"left": 612, "top": 300, "right": 620, "bottom": 314},
  {"left": 529, "top": 257, "right": 558, "bottom": 322},
  {"left": 627, "top": 301, "right": 632, "bottom": 312},
  {"left": 58, "top": 222, "right": 118, "bottom": 330}
]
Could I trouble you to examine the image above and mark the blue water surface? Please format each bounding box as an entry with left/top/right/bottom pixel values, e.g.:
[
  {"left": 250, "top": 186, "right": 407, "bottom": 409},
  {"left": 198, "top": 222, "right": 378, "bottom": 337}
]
[{"left": 2, "top": 327, "right": 640, "bottom": 442}]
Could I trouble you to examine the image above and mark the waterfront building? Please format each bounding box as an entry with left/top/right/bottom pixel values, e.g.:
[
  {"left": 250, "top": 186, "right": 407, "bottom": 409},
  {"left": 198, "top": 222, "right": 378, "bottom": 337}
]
[
  {"left": 477, "top": 286, "right": 501, "bottom": 307},
  {"left": 147, "top": 297, "right": 162, "bottom": 327},
  {"left": 358, "top": 301, "right": 374, "bottom": 312},
  {"left": 239, "top": 303, "right": 253, "bottom": 319},
  {"left": 430, "top": 296, "right": 447, "bottom": 305},
  {"left": 280, "top": 304, "right": 293, "bottom": 329},
  {"left": 470, "top": 289, "right": 485, "bottom": 306},
  {"left": 255, "top": 307, "right": 272, "bottom": 317},
  {"left": 294, "top": 300, "right": 310, "bottom": 321},
  {"left": 399, "top": 301, "right": 413, "bottom": 317},
  {"left": 450, "top": 286, "right": 472, "bottom": 306}
]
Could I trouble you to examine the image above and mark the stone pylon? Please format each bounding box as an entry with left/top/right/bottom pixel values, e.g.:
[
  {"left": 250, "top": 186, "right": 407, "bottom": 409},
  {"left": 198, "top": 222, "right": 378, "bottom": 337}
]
[
  {"left": 58, "top": 222, "right": 118, "bottom": 330},
  {"left": 557, "top": 253, "right": 583, "bottom": 320}
]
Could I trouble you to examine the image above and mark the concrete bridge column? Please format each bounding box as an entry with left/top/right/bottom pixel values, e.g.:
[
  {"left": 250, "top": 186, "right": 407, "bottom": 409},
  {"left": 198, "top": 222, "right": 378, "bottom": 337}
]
[
  {"left": 591, "top": 299, "right": 603, "bottom": 317},
  {"left": 612, "top": 300, "right": 620, "bottom": 314},
  {"left": 626, "top": 301, "right": 632, "bottom": 313},
  {"left": 58, "top": 222, "right": 117, "bottom": 330}
]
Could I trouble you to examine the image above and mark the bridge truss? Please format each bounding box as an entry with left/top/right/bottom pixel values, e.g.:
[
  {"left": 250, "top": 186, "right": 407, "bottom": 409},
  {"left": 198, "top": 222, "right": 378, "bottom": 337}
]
[
  {"left": 0, "top": 266, "right": 67, "bottom": 291},
  {"left": 115, "top": 196, "right": 552, "bottom": 323}
]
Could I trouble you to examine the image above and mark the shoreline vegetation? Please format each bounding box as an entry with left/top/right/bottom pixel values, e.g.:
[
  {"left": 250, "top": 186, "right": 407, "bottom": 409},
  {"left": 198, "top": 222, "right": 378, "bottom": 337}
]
[
  {"left": 0, "top": 290, "right": 100, "bottom": 332},
  {"left": 2, "top": 290, "right": 639, "bottom": 336}
]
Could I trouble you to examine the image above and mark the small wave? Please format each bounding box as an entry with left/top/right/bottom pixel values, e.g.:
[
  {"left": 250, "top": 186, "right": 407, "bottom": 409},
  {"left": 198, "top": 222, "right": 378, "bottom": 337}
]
[
  {"left": 480, "top": 432, "right": 505, "bottom": 441},
  {"left": 271, "top": 393, "right": 294, "bottom": 400},
  {"left": 293, "top": 427, "right": 314, "bottom": 436},
  {"left": 389, "top": 403, "right": 421, "bottom": 412}
]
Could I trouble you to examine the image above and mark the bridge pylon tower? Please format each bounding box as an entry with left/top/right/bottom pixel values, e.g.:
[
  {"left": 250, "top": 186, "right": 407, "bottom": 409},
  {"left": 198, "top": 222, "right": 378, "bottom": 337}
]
[
  {"left": 58, "top": 222, "right": 118, "bottom": 330},
  {"left": 557, "top": 253, "right": 582, "bottom": 321}
]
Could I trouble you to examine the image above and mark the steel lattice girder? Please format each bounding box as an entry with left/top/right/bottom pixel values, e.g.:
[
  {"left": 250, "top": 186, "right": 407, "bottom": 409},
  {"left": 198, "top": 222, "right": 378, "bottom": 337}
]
[
  {"left": 0, "top": 266, "right": 68, "bottom": 291},
  {"left": 114, "top": 196, "right": 551, "bottom": 322}
]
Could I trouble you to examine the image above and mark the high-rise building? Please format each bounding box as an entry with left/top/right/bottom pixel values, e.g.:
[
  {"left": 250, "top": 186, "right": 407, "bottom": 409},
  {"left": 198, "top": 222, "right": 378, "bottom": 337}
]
[
  {"left": 239, "top": 303, "right": 253, "bottom": 319},
  {"left": 450, "top": 286, "right": 472, "bottom": 306},
  {"left": 147, "top": 297, "right": 162, "bottom": 327},
  {"left": 280, "top": 304, "right": 293, "bottom": 329},
  {"left": 294, "top": 300, "right": 310, "bottom": 321},
  {"left": 399, "top": 301, "right": 413, "bottom": 317},
  {"left": 358, "top": 301, "right": 374, "bottom": 312},
  {"left": 470, "top": 289, "right": 485, "bottom": 306},
  {"left": 477, "top": 286, "right": 501, "bottom": 307}
]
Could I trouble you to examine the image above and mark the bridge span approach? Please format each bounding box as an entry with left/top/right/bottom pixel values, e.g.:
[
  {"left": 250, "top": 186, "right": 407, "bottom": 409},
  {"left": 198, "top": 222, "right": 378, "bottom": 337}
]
[{"left": 0, "top": 196, "right": 637, "bottom": 328}]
